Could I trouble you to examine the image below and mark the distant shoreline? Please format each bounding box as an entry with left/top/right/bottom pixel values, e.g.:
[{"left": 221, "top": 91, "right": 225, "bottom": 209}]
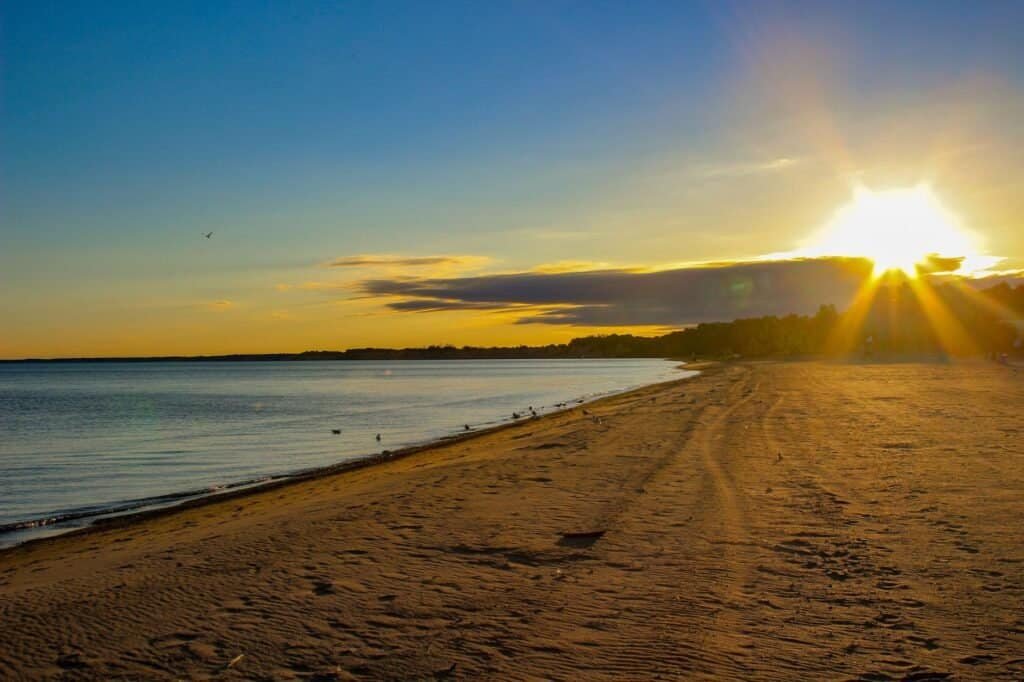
[{"left": 0, "top": 353, "right": 678, "bottom": 363}]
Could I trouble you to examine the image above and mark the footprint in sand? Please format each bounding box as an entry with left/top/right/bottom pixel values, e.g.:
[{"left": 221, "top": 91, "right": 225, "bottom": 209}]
[{"left": 312, "top": 579, "right": 336, "bottom": 595}]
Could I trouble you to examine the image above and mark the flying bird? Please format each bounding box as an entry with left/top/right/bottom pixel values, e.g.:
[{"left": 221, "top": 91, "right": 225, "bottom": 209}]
[{"left": 204, "top": 231, "right": 213, "bottom": 239}]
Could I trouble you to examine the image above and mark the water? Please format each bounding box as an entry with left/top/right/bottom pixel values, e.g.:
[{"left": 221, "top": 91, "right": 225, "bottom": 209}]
[{"left": 0, "top": 359, "right": 689, "bottom": 546}]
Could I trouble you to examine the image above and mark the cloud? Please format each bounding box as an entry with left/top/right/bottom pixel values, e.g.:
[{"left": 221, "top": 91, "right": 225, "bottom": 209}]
[
  {"left": 698, "top": 157, "right": 804, "bottom": 179},
  {"left": 282, "top": 281, "right": 354, "bottom": 293},
  {"left": 955, "top": 269, "right": 1024, "bottom": 288},
  {"left": 201, "top": 300, "right": 234, "bottom": 312},
  {"left": 509, "top": 228, "right": 594, "bottom": 242},
  {"left": 529, "top": 260, "right": 616, "bottom": 274},
  {"left": 275, "top": 254, "right": 493, "bottom": 297},
  {"left": 358, "top": 257, "right": 875, "bottom": 327},
  {"left": 386, "top": 300, "right": 537, "bottom": 313},
  {"left": 915, "top": 255, "right": 965, "bottom": 275},
  {"left": 327, "top": 254, "right": 490, "bottom": 268}
]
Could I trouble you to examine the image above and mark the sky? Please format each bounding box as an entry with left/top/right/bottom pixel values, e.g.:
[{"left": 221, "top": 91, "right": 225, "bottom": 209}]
[{"left": 2, "top": 1, "right": 1023, "bottom": 358}]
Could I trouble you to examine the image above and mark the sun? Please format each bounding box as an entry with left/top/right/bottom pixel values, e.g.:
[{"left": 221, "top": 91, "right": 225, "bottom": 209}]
[{"left": 803, "top": 185, "right": 981, "bottom": 277}]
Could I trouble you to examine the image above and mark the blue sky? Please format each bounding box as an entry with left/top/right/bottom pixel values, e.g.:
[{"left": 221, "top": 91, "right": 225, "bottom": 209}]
[{"left": 3, "top": 1, "right": 1023, "bottom": 356}]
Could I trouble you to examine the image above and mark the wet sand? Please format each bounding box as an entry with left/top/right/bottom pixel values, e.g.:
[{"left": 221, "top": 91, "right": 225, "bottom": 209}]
[{"left": 1, "top": 361, "right": 1022, "bottom": 680}]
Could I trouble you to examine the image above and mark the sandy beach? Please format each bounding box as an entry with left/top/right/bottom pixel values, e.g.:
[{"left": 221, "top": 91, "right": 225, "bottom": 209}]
[{"left": 1, "top": 361, "right": 1022, "bottom": 680}]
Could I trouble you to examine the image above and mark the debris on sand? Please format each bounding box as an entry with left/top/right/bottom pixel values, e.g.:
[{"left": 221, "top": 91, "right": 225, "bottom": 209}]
[
  {"left": 558, "top": 530, "right": 606, "bottom": 548},
  {"left": 433, "top": 662, "right": 457, "bottom": 679}
]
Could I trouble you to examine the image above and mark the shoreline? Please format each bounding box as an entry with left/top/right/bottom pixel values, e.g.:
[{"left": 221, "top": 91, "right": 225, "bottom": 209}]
[
  {"left": 1, "top": 361, "right": 1021, "bottom": 680},
  {"left": 0, "top": 368, "right": 701, "bottom": 554},
  {"left": 3, "top": 355, "right": 688, "bottom": 364}
]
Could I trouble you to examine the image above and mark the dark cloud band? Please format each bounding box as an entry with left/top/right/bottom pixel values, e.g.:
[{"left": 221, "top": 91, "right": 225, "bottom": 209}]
[{"left": 359, "top": 257, "right": 876, "bottom": 327}]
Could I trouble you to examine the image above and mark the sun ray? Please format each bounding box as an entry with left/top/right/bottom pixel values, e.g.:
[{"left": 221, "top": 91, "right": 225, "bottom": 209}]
[
  {"left": 905, "top": 277, "right": 981, "bottom": 357},
  {"left": 824, "top": 271, "right": 883, "bottom": 355}
]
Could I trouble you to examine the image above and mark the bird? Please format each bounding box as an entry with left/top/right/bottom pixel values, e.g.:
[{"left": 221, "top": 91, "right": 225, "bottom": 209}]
[
  {"left": 375, "top": 433, "right": 382, "bottom": 442},
  {"left": 464, "top": 424, "right": 471, "bottom": 431},
  {"left": 204, "top": 231, "right": 213, "bottom": 239},
  {"left": 331, "top": 429, "right": 341, "bottom": 435},
  {"left": 512, "top": 412, "right": 521, "bottom": 419}
]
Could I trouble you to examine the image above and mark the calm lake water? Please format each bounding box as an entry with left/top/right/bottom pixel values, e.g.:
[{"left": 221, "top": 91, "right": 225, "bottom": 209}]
[{"left": 0, "top": 359, "right": 689, "bottom": 546}]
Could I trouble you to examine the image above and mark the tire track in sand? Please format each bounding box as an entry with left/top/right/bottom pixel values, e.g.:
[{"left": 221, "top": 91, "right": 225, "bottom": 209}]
[{"left": 690, "top": 365, "right": 763, "bottom": 675}]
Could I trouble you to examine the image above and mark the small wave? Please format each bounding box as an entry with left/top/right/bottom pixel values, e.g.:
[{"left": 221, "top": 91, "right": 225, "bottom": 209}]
[{"left": 0, "top": 474, "right": 286, "bottom": 536}]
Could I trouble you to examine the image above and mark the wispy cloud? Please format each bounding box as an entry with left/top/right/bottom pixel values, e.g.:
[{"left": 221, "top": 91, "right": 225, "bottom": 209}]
[
  {"left": 327, "top": 254, "right": 490, "bottom": 269},
  {"left": 949, "top": 268, "right": 1024, "bottom": 286},
  {"left": 200, "top": 300, "right": 234, "bottom": 312},
  {"left": 279, "top": 281, "right": 354, "bottom": 293},
  {"left": 276, "top": 253, "right": 494, "bottom": 298},
  {"left": 509, "top": 228, "right": 595, "bottom": 242},
  {"left": 529, "top": 260, "right": 617, "bottom": 274},
  {"left": 698, "top": 156, "right": 804, "bottom": 179},
  {"left": 387, "top": 300, "right": 539, "bottom": 313}
]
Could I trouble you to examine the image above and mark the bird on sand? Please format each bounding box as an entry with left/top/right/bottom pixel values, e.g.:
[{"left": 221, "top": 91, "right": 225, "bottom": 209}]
[{"left": 376, "top": 433, "right": 382, "bottom": 442}]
